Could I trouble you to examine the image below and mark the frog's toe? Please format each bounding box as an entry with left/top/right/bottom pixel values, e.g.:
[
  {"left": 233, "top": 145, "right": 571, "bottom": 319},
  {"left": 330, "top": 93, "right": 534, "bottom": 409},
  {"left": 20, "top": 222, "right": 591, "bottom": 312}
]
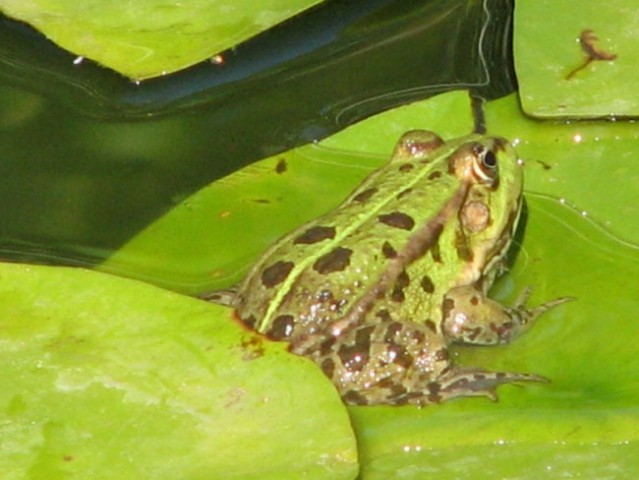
[{"left": 432, "top": 368, "right": 548, "bottom": 403}]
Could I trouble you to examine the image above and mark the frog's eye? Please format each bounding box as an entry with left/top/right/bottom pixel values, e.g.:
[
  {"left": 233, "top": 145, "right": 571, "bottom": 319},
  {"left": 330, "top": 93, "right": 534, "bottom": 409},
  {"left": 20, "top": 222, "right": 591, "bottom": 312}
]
[
  {"left": 471, "top": 144, "right": 499, "bottom": 186},
  {"left": 482, "top": 150, "right": 497, "bottom": 169}
]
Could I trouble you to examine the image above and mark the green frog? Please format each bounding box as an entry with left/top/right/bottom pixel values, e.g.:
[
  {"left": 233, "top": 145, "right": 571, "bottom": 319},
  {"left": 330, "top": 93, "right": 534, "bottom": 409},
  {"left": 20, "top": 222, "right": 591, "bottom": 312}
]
[{"left": 206, "top": 130, "right": 571, "bottom": 406}]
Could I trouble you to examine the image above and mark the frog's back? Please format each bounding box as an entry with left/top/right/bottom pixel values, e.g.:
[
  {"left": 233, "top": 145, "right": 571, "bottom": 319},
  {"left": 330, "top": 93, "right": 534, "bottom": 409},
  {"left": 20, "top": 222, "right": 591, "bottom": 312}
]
[{"left": 233, "top": 133, "right": 473, "bottom": 340}]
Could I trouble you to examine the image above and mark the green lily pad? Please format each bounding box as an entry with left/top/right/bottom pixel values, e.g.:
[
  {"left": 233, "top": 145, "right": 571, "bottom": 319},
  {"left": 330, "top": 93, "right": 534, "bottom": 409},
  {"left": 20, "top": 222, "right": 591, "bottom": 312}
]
[
  {"left": 0, "top": 262, "right": 357, "bottom": 478},
  {"left": 100, "top": 89, "right": 639, "bottom": 477},
  {"left": 514, "top": 0, "right": 638, "bottom": 118},
  {"left": 485, "top": 93, "right": 639, "bottom": 244},
  {"left": 0, "top": 0, "right": 323, "bottom": 80}
]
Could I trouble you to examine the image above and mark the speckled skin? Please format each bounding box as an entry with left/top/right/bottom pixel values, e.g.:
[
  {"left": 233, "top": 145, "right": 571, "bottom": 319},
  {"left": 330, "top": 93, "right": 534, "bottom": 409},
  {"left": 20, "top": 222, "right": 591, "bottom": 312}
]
[{"left": 222, "top": 131, "right": 570, "bottom": 405}]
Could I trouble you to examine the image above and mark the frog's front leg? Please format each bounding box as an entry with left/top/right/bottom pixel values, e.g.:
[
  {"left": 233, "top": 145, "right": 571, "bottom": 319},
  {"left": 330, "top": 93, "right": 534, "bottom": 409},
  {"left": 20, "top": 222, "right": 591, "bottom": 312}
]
[{"left": 442, "top": 285, "right": 574, "bottom": 345}]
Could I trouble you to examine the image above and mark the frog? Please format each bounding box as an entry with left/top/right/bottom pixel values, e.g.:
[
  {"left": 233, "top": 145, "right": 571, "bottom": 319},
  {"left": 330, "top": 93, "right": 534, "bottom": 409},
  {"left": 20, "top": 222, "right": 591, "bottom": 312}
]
[{"left": 204, "top": 130, "right": 572, "bottom": 406}]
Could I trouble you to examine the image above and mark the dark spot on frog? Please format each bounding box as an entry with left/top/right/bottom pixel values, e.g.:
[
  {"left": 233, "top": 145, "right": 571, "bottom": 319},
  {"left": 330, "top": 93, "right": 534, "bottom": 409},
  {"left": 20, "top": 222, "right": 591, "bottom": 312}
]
[
  {"left": 321, "top": 358, "right": 335, "bottom": 378},
  {"left": 389, "top": 344, "right": 413, "bottom": 369},
  {"left": 356, "top": 325, "right": 375, "bottom": 350},
  {"left": 396, "top": 187, "right": 413, "bottom": 200},
  {"left": 343, "top": 390, "right": 369, "bottom": 405},
  {"left": 470, "top": 295, "right": 479, "bottom": 306},
  {"left": 384, "top": 321, "right": 403, "bottom": 343},
  {"left": 411, "top": 328, "right": 426, "bottom": 343},
  {"left": 293, "top": 225, "right": 336, "bottom": 245},
  {"left": 338, "top": 344, "right": 368, "bottom": 371},
  {"left": 420, "top": 275, "right": 435, "bottom": 294},
  {"left": 399, "top": 163, "right": 414, "bottom": 172},
  {"left": 463, "top": 326, "right": 482, "bottom": 341},
  {"left": 381, "top": 241, "right": 397, "bottom": 259},
  {"left": 352, "top": 187, "right": 378, "bottom": 203},
  {"left": 428, "top": 170, "right": 442, "bottom": 180},
  {"left": 375, "top": 309, "right": 392, "bottom": 322},
  {"left": 424, "top": 320, "right": 437, "bottom": 333},
  {"left": 378, "top": 211, "right": 415, "bottom": 230},
  {"left": 261, "top": 260, "right": 295, "bottom": 288},
  {"left": 390, "top": 270, "right": 410, "bottom": 302},
  {"left": 313, "top": 247, "right": 353, "bottom": 274},
  {"left": 319, "top": 336, "right": 337, "bottom": 356},
  {"left": 267, "top": 314, "right": 295, "bottom": 340},
  {"left": 426, "top": 382, "right": 442, "bottom": 403},
  {"left": 430, "top": 240, "right": 442, "bottom": 263},
  {"left": 390, "top": 384, "right": 409, "bottom": 403},
  {"left": 337, "top": 326, "right": 374, "bottom": 370},
  {"left": 240, "top": 334, "right": 265, "bottom": 360},
  {"left": 442, "top": 298, "right": 455, "bottom": 321},
  {"left": 490, "top": 321, "right": 513, "bottom": 340},
  {"left": 275, "top": 158, "right": 287, "bottom": 174},
  {"left": 455, "top": 229, "right": 474, "bottom": 262},
  {"left": 434, "top": 348, "right": 449, "bottom": 362}
]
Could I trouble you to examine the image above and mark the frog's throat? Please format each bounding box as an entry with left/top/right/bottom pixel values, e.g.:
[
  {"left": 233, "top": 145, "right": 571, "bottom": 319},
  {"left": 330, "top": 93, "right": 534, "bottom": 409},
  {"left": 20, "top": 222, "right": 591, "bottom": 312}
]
[{"left": 326, "top": 181, "right": 472, "bottom": 339}]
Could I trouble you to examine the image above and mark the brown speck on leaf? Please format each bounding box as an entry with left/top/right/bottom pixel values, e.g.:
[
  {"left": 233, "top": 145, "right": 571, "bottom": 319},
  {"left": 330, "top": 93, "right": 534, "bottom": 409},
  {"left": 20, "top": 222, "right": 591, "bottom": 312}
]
[
  {"left": 240, "top": 334, "right": 265, "bottom": 360},
  {"left": 566, "top": 29, "right": 617, "bottom": 80},
  {"left": 251, "top": 198, "right": 271, "bottom": 204},
  {"left": 536, "top": 160, "right": 552, "bottom": 170},
  {"left": 275, "top": 158, "right": 287, "bottom": 174},
  {"left": 63, "top": 455, "right": 74, "bottom": 462}
]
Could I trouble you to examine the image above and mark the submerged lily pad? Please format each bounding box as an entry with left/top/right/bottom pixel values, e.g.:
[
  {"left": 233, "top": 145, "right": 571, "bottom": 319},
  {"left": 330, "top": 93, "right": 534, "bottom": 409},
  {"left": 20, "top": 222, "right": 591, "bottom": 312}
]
[
  {"left": 514, "top": 0, "right": 639, "bottom": 118},
  {"left": 0, "top": 0, "right": 323, "bottom": 80},
  {"left": 0, "top": 262, "right": 357, "bottom": 478},
  {"left": 101, "top": 90, "right": 476, "bottom": 291}
]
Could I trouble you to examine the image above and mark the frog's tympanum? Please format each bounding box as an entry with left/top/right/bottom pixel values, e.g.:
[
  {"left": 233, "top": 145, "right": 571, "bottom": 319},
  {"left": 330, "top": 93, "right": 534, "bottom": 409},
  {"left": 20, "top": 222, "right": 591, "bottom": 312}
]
[{"left": 207, "top": 131, "right": 571, "bottom": 406}]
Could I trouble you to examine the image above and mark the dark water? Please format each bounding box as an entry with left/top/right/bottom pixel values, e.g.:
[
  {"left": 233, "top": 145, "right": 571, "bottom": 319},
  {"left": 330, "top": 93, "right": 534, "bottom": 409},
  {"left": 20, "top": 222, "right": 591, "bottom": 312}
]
[{"left": 0, "top": 0, "right": 515, "bottom": 267}]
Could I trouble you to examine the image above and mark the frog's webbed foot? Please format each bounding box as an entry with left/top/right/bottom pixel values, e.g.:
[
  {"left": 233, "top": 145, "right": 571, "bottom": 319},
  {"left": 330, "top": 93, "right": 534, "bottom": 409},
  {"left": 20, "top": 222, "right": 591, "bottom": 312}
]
[
  {"left": 443, "top": 285, "right": 575, "bottom": 345},
  {"left": 509, "top": 287, "right": 575, "bottom": 328},
  {"left": 198, "top": 287, "right": 239, "bottom": 307},
  {"left": 423, "top": 368, "right": 548, "bottom": 404}
]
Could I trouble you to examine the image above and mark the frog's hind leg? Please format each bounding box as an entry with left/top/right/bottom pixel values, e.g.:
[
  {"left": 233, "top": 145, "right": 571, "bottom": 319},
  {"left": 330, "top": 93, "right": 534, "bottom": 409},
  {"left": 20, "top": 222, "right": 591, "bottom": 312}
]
[{"left": 425, "top": 367, "right": 548, "bottom": 404}]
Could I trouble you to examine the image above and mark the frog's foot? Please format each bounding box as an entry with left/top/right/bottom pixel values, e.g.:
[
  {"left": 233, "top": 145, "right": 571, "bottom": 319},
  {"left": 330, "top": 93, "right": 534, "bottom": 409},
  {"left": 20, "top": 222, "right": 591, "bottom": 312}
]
[
  {"left": 198, "top": 287, "right": 238, "bottom": 307},
  {"left": 424, "top": 367, "right": 548, "bottom": 404},
  {"left": 443, "top": 285, "right": 575, "bottom": 345},
  {"left": 510, "top": 287, "right": 575, "bottom": 327}
]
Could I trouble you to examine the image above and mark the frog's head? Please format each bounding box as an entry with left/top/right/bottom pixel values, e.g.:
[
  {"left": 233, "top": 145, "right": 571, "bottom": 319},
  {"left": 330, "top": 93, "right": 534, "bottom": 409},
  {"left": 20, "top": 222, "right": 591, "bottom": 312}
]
[{"left": 448, "top": 136, "right": 523, "bottom": 282}]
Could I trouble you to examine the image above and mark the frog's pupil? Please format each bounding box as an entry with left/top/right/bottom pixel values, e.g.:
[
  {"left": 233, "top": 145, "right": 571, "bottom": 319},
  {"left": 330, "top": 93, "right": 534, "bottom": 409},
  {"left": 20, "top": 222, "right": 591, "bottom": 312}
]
[{"left": 483, "top": 150, "right": 497, "bottom": 168}]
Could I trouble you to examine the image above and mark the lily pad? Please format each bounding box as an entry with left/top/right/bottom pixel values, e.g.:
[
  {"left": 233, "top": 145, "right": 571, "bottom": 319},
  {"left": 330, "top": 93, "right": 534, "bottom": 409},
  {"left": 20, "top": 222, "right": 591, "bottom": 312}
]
[
  {"left": 100, "top": 89, "right": 639, "bottom": 477},
  {"left": 0, "top": 0, "right": 323, "bottom": 80},
  {"left": 0, "top": 262, "right": 357, "bottom": 478},
  {"left": 514, "top": 0, "right": 639, "bottom": 118}
]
